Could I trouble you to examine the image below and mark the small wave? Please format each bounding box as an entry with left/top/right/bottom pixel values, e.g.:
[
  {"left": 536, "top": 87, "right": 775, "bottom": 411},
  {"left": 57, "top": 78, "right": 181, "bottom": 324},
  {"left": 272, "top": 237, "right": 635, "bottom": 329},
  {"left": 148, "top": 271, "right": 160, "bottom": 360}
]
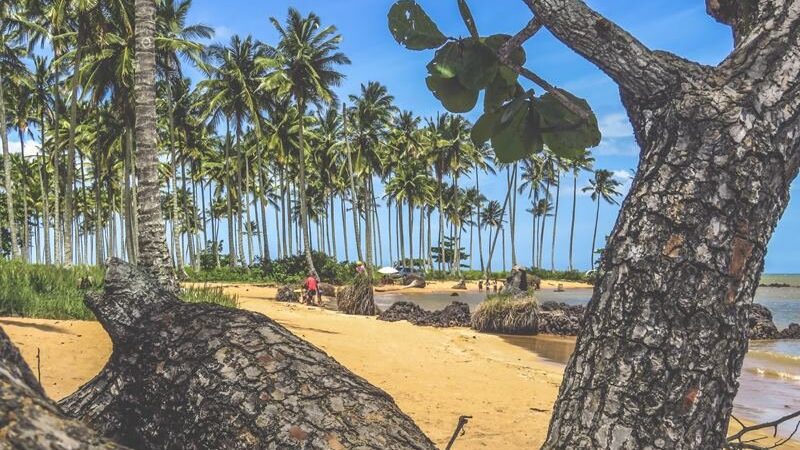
[
  {"left": 747, "top": 367, "right": 800, "bottom": 382},
  {"left": 748, "top": 350, "right": 800, "bottom": 366}
]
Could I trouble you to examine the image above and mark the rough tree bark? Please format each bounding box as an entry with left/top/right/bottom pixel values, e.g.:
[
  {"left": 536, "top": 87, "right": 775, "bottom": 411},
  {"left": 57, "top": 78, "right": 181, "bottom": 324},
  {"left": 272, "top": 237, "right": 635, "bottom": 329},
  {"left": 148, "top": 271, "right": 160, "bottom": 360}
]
[
  {"left": 0, "top": 327, "right": 129, "bottom": 449},
  {"left": 59, "top": 260, "right": 433, "bottom": 449},
  {"left": 134, "top": 0, "right": 173, "bottom": 287},
  {"left": 525, "top": 0, "right": 800, "bottom": 448}
]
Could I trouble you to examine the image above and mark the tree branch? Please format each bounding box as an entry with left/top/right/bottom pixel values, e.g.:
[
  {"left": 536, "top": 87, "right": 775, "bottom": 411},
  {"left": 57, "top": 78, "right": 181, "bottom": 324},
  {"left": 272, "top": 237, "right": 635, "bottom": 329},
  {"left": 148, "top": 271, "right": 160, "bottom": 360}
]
[
  {"left": 523, "top": 0, "right": 679, "bottom": 96},
  {"left": 726, "top": 410, "right": 800, "bottom": 449},
  {"left": 495, "top": 17, "right": 591, "bottom": 120}
]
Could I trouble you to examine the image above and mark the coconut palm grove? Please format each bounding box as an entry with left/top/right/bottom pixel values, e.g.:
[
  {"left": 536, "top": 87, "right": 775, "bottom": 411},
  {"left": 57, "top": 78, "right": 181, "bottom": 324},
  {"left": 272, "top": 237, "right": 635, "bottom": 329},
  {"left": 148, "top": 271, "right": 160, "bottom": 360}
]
[
  {"left": 3, "top": 0, "right": 800, "bottom": 449},
  {"left": 0, "top": 0, "right": 621, "bottom": 278}
]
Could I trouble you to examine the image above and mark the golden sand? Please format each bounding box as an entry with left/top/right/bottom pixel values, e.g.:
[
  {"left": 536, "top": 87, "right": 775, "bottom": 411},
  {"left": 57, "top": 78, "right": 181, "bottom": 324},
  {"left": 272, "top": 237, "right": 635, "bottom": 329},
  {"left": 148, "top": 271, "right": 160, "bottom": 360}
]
[{"left": 3, "top": 280, "right": 797, "bottom": 449}]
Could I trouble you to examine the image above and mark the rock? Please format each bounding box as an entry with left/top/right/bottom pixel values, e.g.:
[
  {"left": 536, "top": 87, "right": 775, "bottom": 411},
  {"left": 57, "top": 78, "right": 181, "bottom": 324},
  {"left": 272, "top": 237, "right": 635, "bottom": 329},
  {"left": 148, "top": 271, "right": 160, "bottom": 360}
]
[
  {"left": 336, "top": 274, "right": 380, "bottom": 316},
  {"left": 378, "top": 301, "right": 471, "bottom": 328},
  {"left": 748, "top": 303, "right": 779, "bottom": 339},
  {"left": 276, "top": 285, "right": 299, "bottom": 303},
  {"left": 450, "top": 292, "right": 459, "bottom": 297},
  {"left": 0, "top": 327, "right": 131, "bottom": 449},
  {"left": 451, "top": 280, "right": 467, "bottom": 290},
  {"left": 527, "top": 274, "right": 542, "bottom": 291},
  {"left": 503, "top": 267, "right": 529, "bottom": 298},
  {"left": 378, "top": 301, "right": 427, "bottom": 324},
  {"left": 779, "top": 323, "right": 800, "bottom": 339},
  {"left": 537, "top": 302, "right": 586, "bottom": 336},
  {"left": 318, "top": 282, "right": 336, "bottom": 297},
  {"left": 402, "top": 274, "right": 426, "bottom": 288},
  {"left": 60, "top": 259, "right": 435, "bottom": 450},
  {"left": 471, "top": 299, "right": 538, "bottom": 335}
]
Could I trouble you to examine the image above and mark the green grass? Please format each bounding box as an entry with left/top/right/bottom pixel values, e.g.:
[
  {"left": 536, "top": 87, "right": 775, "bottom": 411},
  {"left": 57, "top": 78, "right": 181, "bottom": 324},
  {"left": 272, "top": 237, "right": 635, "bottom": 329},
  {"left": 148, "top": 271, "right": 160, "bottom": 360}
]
[{"left": 0, "top": 261, "right": 238, "bottom": 321}]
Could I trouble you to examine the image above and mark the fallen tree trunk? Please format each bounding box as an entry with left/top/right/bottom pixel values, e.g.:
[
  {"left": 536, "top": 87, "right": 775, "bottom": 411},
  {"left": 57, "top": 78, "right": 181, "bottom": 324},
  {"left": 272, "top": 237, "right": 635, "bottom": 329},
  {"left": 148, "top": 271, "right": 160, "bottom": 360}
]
[
  {"left": 60, "top": 259, "right": 435, "bottom": 450},
  {"left": 0, "top": 327, "right": 129, "bottom": 449}
]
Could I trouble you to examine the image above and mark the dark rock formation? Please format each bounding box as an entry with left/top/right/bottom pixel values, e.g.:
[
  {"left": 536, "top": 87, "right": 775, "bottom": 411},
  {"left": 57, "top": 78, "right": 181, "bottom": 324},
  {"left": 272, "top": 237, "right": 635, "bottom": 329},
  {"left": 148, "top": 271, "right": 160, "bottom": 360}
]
[
  {"left": 0, "top": 327, "right": 130, "bottom": 449},
  {"left": 378, "top": 301, "right": 471, "bottom": 328},
  {"left": 276, "top": 285, "right": 299, "bottom": 303},
  {"left": 748, "top": 303, "right": 780, "bottom": 339},
  {"left": 60, "top": 260, "right": 435, "bottom": 450},
  {"left": 451, "top": 279, "right": 467, "bottom": 290},
  {"left": 779, "top": 323, "right": 800, "bottom": 339},
  {"left": 402, "top": 274, "right": 426, "bottom": 288},
  {"left": 503, "top": 268, "right": 530, "bottom": 297},
  {"left": 336, "top": 274, "right": 380, "bottom": 316},
  {"left": 318, "top": 282, "right": 336, "bottom": 297},
  {"left": 537, "top": 302, "right": 586, "bottom": 336},
  {"left": 471, "top": 299, "right": 538, "bottom": 335}
]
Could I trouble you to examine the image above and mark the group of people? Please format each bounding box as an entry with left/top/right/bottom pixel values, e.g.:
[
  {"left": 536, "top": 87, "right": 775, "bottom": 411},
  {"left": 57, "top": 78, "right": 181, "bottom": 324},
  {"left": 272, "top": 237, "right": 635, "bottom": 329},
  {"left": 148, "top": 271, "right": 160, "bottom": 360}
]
[
  {"left": 478, "top": 279, "right": 502, "bottom": 293},
  {"left": 302, "top": 261, "right": 367, "bottom": 306}
]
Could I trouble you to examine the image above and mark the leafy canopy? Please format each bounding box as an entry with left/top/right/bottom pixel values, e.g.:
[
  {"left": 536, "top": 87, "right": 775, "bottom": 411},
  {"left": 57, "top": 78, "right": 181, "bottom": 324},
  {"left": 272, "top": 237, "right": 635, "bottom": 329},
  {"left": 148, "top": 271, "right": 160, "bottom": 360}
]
[{"left": 388, "top": 1, "right": 601, "bottom": 163}]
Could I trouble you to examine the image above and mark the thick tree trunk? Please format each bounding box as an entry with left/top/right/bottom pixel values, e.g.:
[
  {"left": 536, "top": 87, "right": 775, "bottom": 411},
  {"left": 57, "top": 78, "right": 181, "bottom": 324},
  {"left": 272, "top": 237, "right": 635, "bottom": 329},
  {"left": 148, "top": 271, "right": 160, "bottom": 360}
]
[
  {"left": 536, "top": 0, "right": 800, "bottom": 447},
  {"left": 134, "top": 0, "right": 172, "bottom": 286},
  {"left": 0, "top": 327, "right": 130, "bottom": 449},
  {"left": 60, "top": 260, "right": 431, "bottom": 449}
]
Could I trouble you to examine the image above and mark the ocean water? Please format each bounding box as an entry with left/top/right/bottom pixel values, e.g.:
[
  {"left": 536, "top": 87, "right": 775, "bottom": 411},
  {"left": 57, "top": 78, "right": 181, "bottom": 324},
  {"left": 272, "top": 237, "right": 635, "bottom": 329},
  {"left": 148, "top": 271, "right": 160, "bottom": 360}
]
[{"left": 376, "top": 276, "right": 800, "bottom": 437}]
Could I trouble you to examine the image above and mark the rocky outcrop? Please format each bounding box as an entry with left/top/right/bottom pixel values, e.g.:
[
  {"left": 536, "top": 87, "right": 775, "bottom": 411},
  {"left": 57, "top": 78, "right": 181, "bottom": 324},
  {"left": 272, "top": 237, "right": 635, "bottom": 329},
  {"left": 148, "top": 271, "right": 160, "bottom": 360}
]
[
  {"left": 503, "top": 268, "right": 529, "bottom": 297},
  {"left": 748, "top": 303, "right": 780, "bottom": 339},
  {"left": 471, "top": 299, "right": 538, "bottom": 335},
  {"left": 451, "top": 280, "right": 467, "bottom": 290},
  {"left": 779, "top": 323, "right": 800, "bottom": 339},
  {"left": 402, "top": 274, "right": 426, "bottom": 288},
  {"left": 336, "top": 274, "right": 380, "bottom": 316},
  {"left": 378, "top": 301, "right": 471, "bottom": 328},
  {"left": 276, "top": 285, "right": 299, "bottom": 303},
  {"left": 318, "top": 282, "right": 336, "bottom": 297},
  {"left": 537, "top": 302, "right": 586, "bottom": 336}
]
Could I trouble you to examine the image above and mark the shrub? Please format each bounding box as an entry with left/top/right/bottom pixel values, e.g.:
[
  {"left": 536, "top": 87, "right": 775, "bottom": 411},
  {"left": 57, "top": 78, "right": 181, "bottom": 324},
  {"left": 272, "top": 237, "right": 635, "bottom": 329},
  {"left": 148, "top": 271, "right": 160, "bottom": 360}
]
[
  {"left": 261, "top": 252, "right": 355, "bottom": 285},
  {"left": 471, "top": 294, "right": 539, "bottom": 335}
]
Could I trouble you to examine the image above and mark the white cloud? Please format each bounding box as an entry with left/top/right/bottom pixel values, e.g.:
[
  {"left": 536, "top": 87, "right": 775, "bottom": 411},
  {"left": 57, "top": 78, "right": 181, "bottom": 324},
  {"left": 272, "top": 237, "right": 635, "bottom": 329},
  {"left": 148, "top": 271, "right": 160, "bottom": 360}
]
[
  {"left": 598, "top": 113, "right": 634, "bottom": 138},
  {"left": 612, "top": 169, "right": 635, "bottom": 194},
  {"left": 6, "top": 140, "right": 41, "bottom": 157},
  {"left": 594, "top": 137, "right": 640, "bottom": 156}
]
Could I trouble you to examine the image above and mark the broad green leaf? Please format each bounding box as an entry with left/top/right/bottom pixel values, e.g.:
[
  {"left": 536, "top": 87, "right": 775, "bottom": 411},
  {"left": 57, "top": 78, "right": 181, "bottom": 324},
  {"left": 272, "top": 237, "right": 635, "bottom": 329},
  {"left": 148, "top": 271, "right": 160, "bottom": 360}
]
[
  {"left": 388, "top": 0, "right": 448, "bottom": 50},
  {"left": 483, "top": 34, "right": 527, "bottom": 67},
  {"left": 484, "top": 72, "right": 518, "bottom": 112},
  {"left": 457, "top": 0, "right": 479, "bottom": 39},
  {"left": 471, "top": 110, "right": 500, "bottom": 146},
  {"left": 537, "top": 90, "right": 601, "bottom": 157},
  {"left": 427, "top": 40, "right": 497, "bottom": 90},
  {"left": 492, "top": 101, "right": 544, "bottom": 163},
  {"left": 426, "top": 75, "right": 479, "bottom": 113}
]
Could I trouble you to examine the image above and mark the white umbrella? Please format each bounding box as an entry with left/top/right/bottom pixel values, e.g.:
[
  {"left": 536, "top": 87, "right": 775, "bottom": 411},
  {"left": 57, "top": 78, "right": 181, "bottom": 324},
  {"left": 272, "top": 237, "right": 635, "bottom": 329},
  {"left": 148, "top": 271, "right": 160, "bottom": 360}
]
[{"left": 377, "top": 266, "right": 399, "bottom": 275}]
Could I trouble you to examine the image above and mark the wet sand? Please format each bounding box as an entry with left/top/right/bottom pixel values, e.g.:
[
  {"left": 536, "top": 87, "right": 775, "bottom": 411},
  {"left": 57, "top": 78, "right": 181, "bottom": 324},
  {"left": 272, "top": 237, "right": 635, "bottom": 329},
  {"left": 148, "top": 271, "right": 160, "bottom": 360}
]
[{"left": 3, "top": 282, "right": 797, "bottom": 449}]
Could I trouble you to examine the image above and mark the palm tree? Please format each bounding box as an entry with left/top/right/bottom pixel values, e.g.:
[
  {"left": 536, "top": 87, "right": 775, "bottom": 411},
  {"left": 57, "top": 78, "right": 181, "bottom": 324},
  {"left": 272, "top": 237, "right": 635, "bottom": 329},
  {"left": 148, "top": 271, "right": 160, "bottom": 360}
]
[
  {"left": 264, "top": 8, "right": 350, "bottom": 276},
  {"left": 480, "top": 200, "right": 503, "bottom": 273},
  {"left": 583, "top": 169, "right": 622, "bottom": 267},
  {"left": 135, "top": 0, "right": 172, "bottom": 284},
  {"left": 0, "top": 4, "right": 27, "bottom": 260},
  {"left": 566, "top": 150, "right": 594, "bottom": 270}
]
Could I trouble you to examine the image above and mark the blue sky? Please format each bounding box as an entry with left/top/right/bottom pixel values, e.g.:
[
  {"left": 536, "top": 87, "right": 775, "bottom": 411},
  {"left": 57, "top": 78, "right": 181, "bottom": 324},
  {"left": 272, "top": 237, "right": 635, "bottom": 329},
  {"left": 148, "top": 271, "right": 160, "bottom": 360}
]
[{"left": 11, "top": 0, "right": 799, "bottom": 272}]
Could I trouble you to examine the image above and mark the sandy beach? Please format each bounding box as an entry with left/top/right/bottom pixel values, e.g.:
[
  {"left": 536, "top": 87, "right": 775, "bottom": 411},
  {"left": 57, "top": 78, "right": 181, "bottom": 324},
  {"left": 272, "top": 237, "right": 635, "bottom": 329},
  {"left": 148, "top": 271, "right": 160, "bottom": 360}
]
[{"left": 4, "top": 281, "right": 797, "bottom": 449}]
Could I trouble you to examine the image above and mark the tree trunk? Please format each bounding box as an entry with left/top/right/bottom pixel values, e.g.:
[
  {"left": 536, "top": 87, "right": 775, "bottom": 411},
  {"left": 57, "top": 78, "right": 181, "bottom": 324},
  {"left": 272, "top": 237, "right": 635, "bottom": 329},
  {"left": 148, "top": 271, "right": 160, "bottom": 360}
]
[
  {"left": 134, "top": 0, "right": 172, "bottom": 286},
  {"left": 568, "top": 173, "right": 577, "bottom": 271},
  {"left": 224, "top": 123, "right": 237, "bottom": 267},
  {"left": 550, "top": 167, "right": 560, "bottom": 271},
  {"left": 40, "top": 115, "right": 51, "bottom": 265},
  {"left": 297, "top": 103, "right": 318, "bottom": 276},
  {"left": 60, "top": 260, "right": 433, "bottom": 450},
  {"left": 590, "top": 198, "right": 599, "bottom": 268},
  {"left": 0, "top": 71, "right": 20, "bottom": 260},
  {"left": 536, "top": 0, "right": 800, "bottom": 447},
  {"left": 64, "top": 45, "right": 83, "bottom": 267},
  {"left": 0, "top": 327, "right": 130, "bottom": 449},
  {"left": 475, "top": 166, "right": 484, "bottom": 273},
  {"left": 509, "top": 165, "right": 517, "bottom": 267}
]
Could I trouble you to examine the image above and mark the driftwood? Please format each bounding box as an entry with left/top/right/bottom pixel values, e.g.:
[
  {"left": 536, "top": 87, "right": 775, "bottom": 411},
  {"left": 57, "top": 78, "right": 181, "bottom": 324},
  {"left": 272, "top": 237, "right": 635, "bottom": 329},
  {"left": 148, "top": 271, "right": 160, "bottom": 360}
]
[
  {"left": 0, "top": 327, "right": 129, "bottom": 449},
  {"left": 60, "top": 259, "right": 435, "bottom": 450},
  {"left": 336, "top": 274, "right": 380, "bottom": 316},
  {"left": 727, "top": 410, "right": 800, "bottom": 449}
]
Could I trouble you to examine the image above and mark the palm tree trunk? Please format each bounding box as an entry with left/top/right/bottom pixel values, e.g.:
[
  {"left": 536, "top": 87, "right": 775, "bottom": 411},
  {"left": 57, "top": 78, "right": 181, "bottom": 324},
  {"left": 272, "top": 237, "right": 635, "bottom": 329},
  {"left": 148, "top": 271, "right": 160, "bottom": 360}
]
[
  {"left": 329, "top": 195, "right": 337, "bottom": 260},
  {"left": 510, "top": 165, "right": 517, "bottom": 267},
  {"left": 437, "top": 176, "right": 444, "bottom": 272},
  {"left": 169, "top": 106, "right": 186, "bottom": 276},
  {"left": 242, "top": 147, "right": 254, "bottom": 265},
  {"left": 0, "top": 71, "right": 20, "bottom": 259},
  {"left": 387, "top": 200, "right": 394, "bottom": 265},
  {"left": 64, "top": 44, "right": 83, "bottom": 267},
  {"left": 224, "top": 122, "right": 237, "bottom": 266},
  {"left": 181, "top": 163, "right": 198, "bottom": 272},
  {"left": 550, "top": 168, "right": 561, "bottom": 271},
  {"left": 340, "top": 197, "right": 349, "bottom": 261},
  {"left": 408, "top": 201, "right": 414, "bottom": 267},
  {"left": 397, "top": 202, "right": 405, "bottom": 265},
  {"left": 39, "top": 101, "right": 51, "bottom": 265},
  {"left": 568, "top": 173, "right": 577, "bottom": 271},
  {"left": 134, "top": 0, "right": 171, "bottom": 284},
  {"left": 343, "top": 105, "right": 363, "bottom": 263},
  {"left": 371, "top": 182, "right": 382, "bottom": 266},
  {"left": 475, "top": 166, "right": 484, "bottom": 273},
  {"left": 296, "top": 102, "right": 318, "bottom": 276},
  {"left": 20, "top": 131, "right": 30, "bottom": 263},
  {"left": 591, "top": 199, "right": 600, "bottom": 268}
]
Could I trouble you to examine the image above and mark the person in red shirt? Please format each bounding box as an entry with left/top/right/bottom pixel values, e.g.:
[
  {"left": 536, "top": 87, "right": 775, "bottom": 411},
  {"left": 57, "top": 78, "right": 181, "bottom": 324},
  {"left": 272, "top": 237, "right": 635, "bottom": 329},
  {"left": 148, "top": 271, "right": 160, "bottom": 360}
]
[{"left": 303, "top": 272, "right": 319, "bottom": 305}]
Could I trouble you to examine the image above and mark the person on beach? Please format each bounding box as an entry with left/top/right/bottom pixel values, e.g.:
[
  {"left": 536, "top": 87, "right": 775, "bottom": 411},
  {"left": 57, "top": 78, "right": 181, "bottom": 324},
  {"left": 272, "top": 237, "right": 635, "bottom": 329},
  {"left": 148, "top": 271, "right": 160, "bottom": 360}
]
[
  {"left": 355, "top": 261, "right": 366, "bottom": 275},
  {"left": 304, "top": 272, "right": 319, "bottom": 305},
  {"left": 478, "top": 280, "right": 483, "bottom": 291}
]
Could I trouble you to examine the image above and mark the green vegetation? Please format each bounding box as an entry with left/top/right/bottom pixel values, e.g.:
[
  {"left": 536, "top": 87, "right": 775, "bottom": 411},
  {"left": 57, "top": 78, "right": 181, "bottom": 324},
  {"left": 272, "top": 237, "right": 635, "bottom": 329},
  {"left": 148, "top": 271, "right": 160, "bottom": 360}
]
[
  {"left": 0, "top": 261, "right": 238, "bottom": 321},
  {"left": 187, "top": 252, "right": 356, "bottom": 285}
]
